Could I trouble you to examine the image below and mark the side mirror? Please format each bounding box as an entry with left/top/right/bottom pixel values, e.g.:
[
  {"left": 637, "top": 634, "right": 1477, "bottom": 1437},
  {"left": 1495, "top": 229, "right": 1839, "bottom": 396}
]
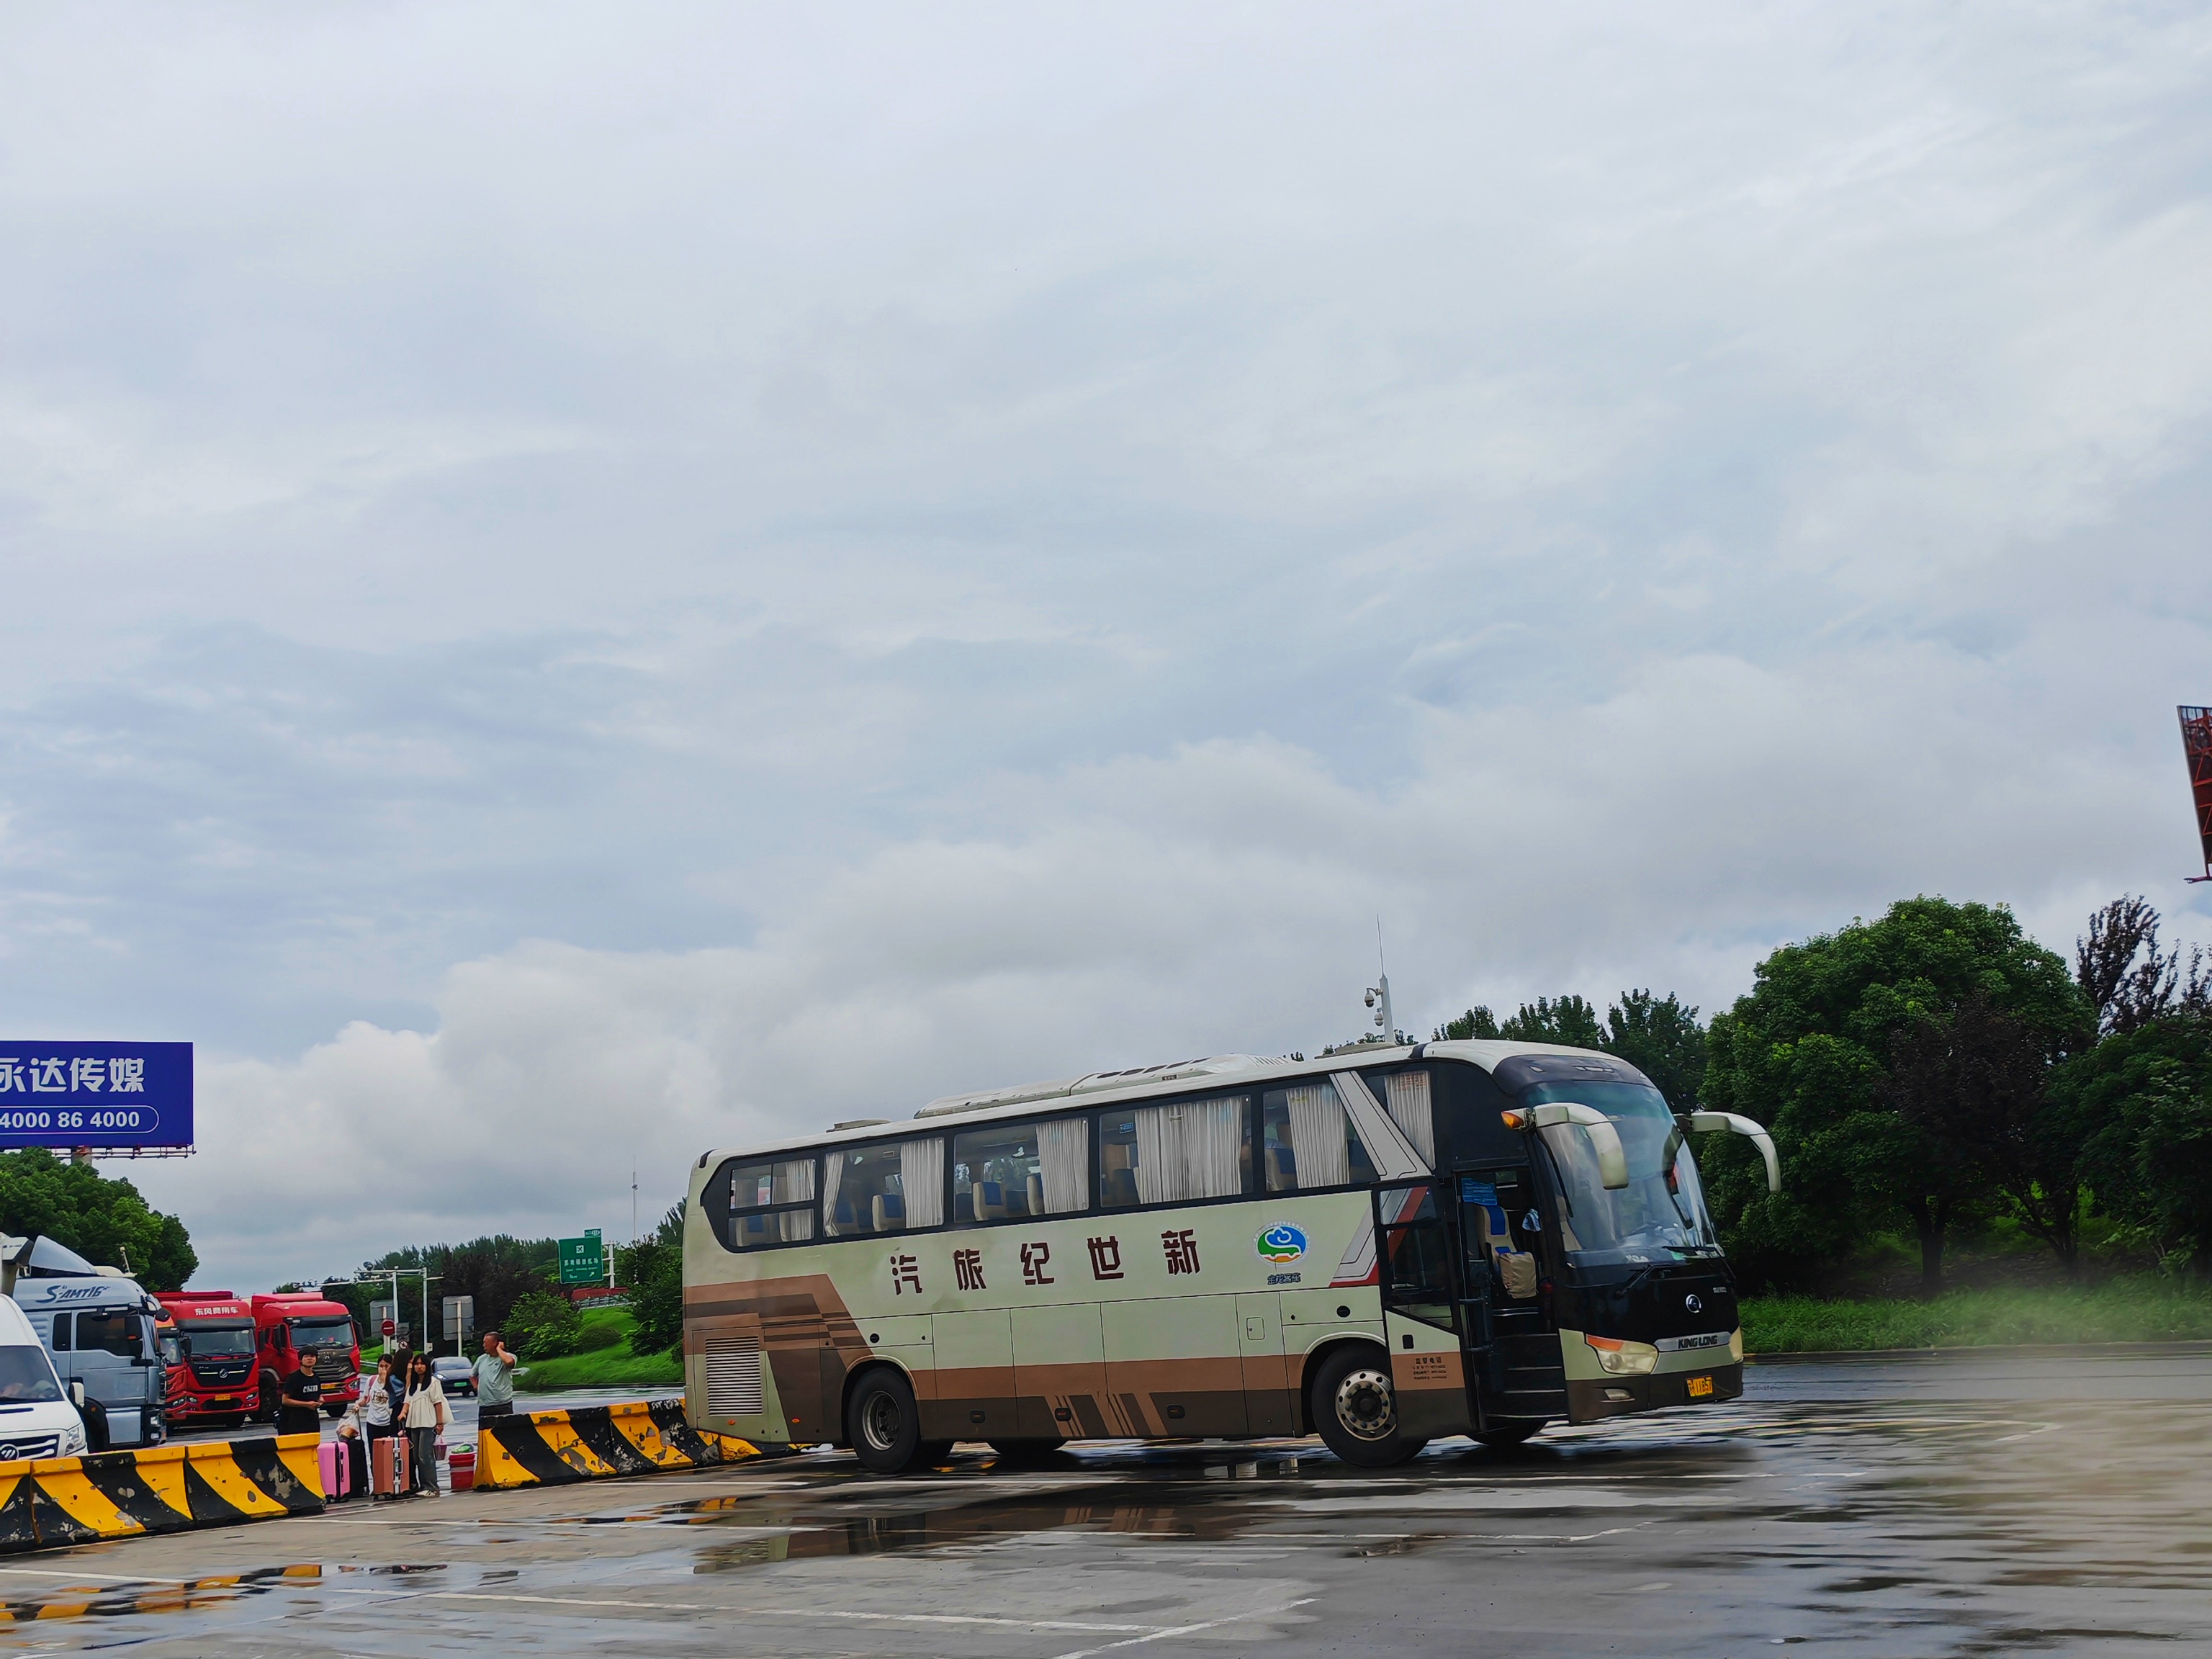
[
  {"left": 1514, "top": 1102, "right": 1631, "bottom": 1190},
  {"left": 68, "top": 1380, "right": 85, "bottom": 1409},
  {"left": 1687, "top": 1111, "right": 1782, "bottom": 1193}
]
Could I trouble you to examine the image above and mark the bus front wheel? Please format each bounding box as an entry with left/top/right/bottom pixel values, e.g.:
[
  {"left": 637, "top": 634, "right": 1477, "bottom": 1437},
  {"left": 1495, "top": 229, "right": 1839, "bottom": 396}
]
[
  {"left": 1310, "top": 1345, "right": 1426, "bottom": 1469},
  {"left": 846, "top": 1370, "right": 928, "bottom": 1474}
]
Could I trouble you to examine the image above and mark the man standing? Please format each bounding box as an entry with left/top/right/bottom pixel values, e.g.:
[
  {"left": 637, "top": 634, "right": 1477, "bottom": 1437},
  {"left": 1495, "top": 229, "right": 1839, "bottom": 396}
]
[
  {"left": 473, "top": 1330, "right": 518, "bottom": 1419},
  {"left": 278, "top": 1349, "right": 322, "bottom": 1438}
]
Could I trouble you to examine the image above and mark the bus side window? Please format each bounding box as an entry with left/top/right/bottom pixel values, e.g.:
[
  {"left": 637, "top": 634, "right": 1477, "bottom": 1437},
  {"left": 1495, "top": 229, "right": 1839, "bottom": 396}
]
[
  {"left": 50, "top": 1315, "right": 71, "bottom": 1352},
  {"left": 1096, "top": 1097, "right": 1248, "bottom": 1209},
  {"left": 1262, "top": 1084, "right": 1377, "bottom": 1192}
]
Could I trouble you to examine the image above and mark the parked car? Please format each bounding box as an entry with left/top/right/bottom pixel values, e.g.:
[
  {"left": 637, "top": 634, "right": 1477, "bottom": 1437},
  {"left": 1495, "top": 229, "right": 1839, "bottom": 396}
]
[{"left": 431, "top": 1355, "right": 475, "bottom": 1397}]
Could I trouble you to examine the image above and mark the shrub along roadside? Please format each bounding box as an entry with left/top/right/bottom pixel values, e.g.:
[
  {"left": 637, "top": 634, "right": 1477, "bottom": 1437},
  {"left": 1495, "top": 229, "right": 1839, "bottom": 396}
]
[
  {"left": 1743, "top": 1280, "right": 2212, "bottom": 1353},
  {"left": 511, "top": 1309, "right": 680, "bottom": 1391}
]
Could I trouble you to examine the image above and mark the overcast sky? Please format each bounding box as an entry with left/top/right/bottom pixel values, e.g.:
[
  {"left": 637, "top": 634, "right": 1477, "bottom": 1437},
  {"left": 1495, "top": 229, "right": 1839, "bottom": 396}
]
[{"left": 4, "top": 4, "right": 2208, "bottom": 1291}]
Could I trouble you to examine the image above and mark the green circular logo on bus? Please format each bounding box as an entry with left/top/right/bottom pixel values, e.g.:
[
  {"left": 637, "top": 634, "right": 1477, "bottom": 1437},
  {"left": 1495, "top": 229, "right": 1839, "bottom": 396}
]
[{"left": 1256, "top": 1224, "right": 1308, "bottom": 1264}]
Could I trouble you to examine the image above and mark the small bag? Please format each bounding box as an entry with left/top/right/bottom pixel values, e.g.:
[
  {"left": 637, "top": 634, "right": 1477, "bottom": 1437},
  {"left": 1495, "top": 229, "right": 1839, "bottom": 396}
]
[{"left": 369, "top": 1434, "right": 410, "bottom": 1498}]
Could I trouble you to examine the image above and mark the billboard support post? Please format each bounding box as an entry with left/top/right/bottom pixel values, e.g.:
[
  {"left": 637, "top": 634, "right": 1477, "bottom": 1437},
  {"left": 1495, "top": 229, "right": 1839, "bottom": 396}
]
[{"left": 2182, "top": 706, "right": 2212, "bottom": 882}]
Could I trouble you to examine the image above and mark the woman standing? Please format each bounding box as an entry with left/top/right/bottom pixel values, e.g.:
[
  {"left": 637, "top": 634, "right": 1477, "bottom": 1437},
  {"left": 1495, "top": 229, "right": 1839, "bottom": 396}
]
[
  {"left": 400, "top": 1352, "right": 450, "bottom": 1496},
  {"left": 343, "top": 1354, "right": 397, "bottom": 1496}
]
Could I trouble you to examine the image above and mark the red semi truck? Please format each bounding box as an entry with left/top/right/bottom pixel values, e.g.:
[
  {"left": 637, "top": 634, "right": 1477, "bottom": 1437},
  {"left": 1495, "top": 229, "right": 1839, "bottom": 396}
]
[
  {"left": 249, "top": 1291, "right": 361, "bottom": 1421},
  {"left": 151, "top": 1290, "right": 261, "bottom": 1429}
]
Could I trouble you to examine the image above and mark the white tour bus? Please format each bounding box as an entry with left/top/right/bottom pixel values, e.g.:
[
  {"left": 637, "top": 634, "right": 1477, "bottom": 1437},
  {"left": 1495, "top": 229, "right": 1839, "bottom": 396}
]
[{"left": 681, "top": 1040, "right": 1778, "bottom": 1471}]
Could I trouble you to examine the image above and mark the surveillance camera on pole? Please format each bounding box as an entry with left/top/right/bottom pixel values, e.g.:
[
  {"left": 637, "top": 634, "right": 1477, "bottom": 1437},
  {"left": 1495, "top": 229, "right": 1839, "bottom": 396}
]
[{"left": 1364, "top": 976, "right": 1393, "bottom": 1042}]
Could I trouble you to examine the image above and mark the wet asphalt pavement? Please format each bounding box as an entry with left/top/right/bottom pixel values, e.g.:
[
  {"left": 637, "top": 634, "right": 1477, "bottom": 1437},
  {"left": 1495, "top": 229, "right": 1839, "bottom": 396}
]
[{"left": 5, "top": 1348, "right": 2208, "bottom": 1656}]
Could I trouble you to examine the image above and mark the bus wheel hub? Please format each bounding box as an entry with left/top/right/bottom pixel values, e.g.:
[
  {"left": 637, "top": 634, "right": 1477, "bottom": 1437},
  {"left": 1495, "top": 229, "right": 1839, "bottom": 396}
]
[
  {"left": 862, "top": 1393, "right": 902, "bottom": 1452},
  {"left": 1333, "top": 1367, "right": 1396, "bottom": 1440}
]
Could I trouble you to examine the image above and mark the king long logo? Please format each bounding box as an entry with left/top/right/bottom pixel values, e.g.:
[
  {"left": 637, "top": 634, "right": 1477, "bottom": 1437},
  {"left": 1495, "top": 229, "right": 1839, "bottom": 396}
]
[{"left": 1255, "top": 1223, "right": 1308, "bottom": 1265}]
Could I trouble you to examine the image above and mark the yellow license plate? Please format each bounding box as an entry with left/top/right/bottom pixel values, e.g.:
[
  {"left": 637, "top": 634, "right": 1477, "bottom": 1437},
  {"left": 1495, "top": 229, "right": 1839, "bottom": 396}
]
[{"left": 1686, "top": 1375, "right": 1714, "bottom": 1398}]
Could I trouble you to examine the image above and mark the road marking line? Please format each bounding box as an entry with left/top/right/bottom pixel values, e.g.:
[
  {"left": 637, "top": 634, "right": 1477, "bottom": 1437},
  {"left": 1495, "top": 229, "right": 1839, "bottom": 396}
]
[
  {"left": 310, "top": 1586, "right": 1159, "bottom": 1632},
  {"left": 1046, "top": 1598, "right": 1316, "bottom": 1659}
]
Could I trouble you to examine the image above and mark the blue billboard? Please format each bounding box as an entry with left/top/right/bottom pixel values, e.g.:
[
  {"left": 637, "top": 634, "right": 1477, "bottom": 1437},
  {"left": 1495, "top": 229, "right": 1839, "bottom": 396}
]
[{"left": 0, "top": 1043, "right": 193, "bottom": 1149}]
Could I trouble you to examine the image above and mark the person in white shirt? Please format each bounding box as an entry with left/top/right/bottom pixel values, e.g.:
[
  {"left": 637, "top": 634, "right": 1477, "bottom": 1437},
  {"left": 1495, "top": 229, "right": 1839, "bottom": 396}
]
[{"left": 400, "top": 1352, "right": 451, "bottom": 1496}]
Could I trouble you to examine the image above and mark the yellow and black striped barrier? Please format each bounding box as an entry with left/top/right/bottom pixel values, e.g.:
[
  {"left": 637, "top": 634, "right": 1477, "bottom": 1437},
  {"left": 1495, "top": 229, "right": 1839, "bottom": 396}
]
[
  {"left": 0, "top": 1434, "right": 323, "bottom": 1552},
  {"left": 476, "top": 1398, "right": 766, "bottom": 1490}
]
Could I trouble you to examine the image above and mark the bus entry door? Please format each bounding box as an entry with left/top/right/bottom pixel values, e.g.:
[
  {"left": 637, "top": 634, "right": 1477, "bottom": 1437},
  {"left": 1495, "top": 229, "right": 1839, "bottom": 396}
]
[
  {"left": 1375, "top": 1184, "right": 1475, "bottom": 1440},
  {"left": 1453, "top": 1166, "right": 1554, "bottom": 1428}
]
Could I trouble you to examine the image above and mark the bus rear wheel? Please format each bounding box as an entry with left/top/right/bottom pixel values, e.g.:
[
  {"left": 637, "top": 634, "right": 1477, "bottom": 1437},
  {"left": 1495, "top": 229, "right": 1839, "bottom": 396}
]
[
  {"left": 846, "top": 1370, "right": 928, "bottom": 1474},
  {"left": 1310, "top": 1345, "right": 1426, "bottom": 1469}
]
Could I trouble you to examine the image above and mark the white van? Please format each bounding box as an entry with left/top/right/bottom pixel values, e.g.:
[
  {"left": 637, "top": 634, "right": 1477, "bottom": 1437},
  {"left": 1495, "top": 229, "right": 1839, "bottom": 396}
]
[{"left": 0, "top": 1295, "right": 91, "bottom": 1463}]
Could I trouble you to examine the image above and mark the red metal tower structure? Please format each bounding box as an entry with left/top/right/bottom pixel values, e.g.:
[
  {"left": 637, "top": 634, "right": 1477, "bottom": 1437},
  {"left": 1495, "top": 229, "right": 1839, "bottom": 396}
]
[{"left": 2181, "top": 706, "right": 2212, "bottom": 882}]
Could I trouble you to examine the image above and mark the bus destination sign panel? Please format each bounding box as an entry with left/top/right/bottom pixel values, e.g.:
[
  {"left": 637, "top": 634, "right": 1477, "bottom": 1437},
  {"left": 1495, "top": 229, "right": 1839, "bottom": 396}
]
[{"left": 0, "top": 1042, "right": 193, "bottom": 1149}]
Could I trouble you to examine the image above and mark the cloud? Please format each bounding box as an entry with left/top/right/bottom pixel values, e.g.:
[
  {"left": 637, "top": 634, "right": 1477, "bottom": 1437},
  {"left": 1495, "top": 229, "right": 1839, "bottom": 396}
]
[{"left": 2, "top": 4, "right": 2208, "bottom": 1284}]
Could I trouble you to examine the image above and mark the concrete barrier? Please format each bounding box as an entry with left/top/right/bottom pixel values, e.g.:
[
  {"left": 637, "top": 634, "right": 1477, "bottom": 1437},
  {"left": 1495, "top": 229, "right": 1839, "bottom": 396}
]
[
  {"left": 0, "top": 1434, "right": 323, "bottom": 1552},
  {"left": 475, "top": 1398, "right": 764, "bottom": 1490}
]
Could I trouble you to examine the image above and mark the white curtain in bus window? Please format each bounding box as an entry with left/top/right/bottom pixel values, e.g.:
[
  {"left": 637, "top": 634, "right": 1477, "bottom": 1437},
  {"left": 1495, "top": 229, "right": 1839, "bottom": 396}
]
[
  {"left": 1280, "top": 1083, "right": 1351, "bottom": 1190},
  {"left": 899, "top": 1138, "right": 945, "bottom": 1228},
  {"left": 1131, "top": 1096, "right": 1247, "bottom": 1204},
  {"left": 1384, "top": 1072, "right": 1434, "bottom": 1165},
  {"left": 819, "top": 1151, "right": 844, "bottom": 1235},
  {"left": 1036, "top": 1118, "right": 1090, "bottom": 1213},
  {"left": 775, "top": 1159, "right": 817, "bottom": 1241}
]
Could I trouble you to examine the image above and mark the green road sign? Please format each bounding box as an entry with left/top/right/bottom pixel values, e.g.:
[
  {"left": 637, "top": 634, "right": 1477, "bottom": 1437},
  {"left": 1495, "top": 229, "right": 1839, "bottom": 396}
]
[{"left": 558, "top": 1228, "right": 603, "bottom": 1286}]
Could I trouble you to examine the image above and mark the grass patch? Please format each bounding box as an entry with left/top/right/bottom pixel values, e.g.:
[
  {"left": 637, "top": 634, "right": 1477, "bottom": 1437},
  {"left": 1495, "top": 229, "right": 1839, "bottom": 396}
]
[
  {"left": 513, "top": 1308, "right": 680, "bottom": 1391},
  {"left": 1744, "top": 1278, "right": 2212, "bottom": 1353}
]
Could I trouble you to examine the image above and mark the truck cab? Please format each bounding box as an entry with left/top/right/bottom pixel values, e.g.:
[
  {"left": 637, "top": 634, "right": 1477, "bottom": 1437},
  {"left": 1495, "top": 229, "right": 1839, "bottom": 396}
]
[
  {"left": 251, "top": 1292, "right": 361, "bottom": 1421},
  {"left": 153, "top": 1290, "right": 259, "bottom": 1429},
  {"left": 4, "top": 1236, "right": 166, "bottom": 1449}
]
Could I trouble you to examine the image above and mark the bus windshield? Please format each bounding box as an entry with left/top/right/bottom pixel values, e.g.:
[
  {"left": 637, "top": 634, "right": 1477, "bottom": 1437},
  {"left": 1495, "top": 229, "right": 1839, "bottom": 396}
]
[{"left": 1524, "top": 1081, "right": 1718, "bottom": 1265}]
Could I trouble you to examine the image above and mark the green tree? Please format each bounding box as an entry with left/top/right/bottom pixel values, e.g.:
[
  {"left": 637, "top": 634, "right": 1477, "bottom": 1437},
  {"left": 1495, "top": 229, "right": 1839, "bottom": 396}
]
[
  {"left": 1885, "top": 992, "right": 2085, "bottom": 1272},
  {"left": 1602, "top": 990, "right": 1707, "bottom": 1107},
  {"left": 355, "top": 1235, "right": 559, "bottom": 1338},
  {"left": 1437, "top": 1007, "right": 1502, "bottom": 1040},
  {"left": 616, "top": 1202, "right": 686, "bottom": 1360},
  {"left": 1499, "top": 995, "right": 1606, "bottom": 1048},
  {"left": 505, "top": 1288, "right": 583, "bottom": 1359},
  {"left": 2053, "top": 1014, "right": 2212, "bottom": 1274},
  {"left": 0, "top": 1149, "right": 197, "bottom": 1289},
  {"left": 1701, "top": 897, "right": 2088, "bottom": 1293}
]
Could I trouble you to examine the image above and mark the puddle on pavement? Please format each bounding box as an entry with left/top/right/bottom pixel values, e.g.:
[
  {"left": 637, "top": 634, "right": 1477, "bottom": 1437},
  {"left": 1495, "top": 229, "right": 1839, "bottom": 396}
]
[
  {"left": 675, "top": 1444, "right": 1674, "bottom": 1574},
  {"left": 0, "top": 1563, "right": 323, "bottom": 1627}
]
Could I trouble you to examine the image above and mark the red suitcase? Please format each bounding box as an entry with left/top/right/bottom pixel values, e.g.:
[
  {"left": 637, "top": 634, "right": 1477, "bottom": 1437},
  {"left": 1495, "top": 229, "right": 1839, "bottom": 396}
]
[{"left": 369, "top": 1434, "right": 410, "bottom": 1498}]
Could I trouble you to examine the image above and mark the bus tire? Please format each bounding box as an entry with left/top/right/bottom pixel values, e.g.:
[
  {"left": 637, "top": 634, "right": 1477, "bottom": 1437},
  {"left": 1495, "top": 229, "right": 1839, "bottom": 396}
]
[
  {"left": 846, "top": 1369, "right": 927, "bottom": 1474},
  {"left": 1310, "top": 1344, "right": 1425, "bottom": 1468},
  {"left": 1475, "top": 1420, "right": 1547, "bottom": 1448},
  {"left": 254, "top": 1376, "right": 280, "bottom": 1424}
]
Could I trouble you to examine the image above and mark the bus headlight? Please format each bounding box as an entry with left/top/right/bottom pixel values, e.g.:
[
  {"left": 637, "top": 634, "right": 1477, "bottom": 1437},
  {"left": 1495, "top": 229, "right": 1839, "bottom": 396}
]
[{"left": 1585, "top": 1335, "right": 1658, "bottom": 1375}]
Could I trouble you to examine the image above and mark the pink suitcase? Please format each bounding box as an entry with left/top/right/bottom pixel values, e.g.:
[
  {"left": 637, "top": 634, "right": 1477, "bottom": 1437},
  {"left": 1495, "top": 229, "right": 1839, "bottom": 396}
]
[{"left": 316, "top": 1439, "right": 350, "bottom": 1500}]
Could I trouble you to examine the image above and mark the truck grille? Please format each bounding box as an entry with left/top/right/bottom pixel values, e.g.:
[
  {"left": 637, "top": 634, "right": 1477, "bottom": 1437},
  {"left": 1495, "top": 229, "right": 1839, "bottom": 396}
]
[{"left": 0, "top": 1435, "right": 59, "bottom": 1464}]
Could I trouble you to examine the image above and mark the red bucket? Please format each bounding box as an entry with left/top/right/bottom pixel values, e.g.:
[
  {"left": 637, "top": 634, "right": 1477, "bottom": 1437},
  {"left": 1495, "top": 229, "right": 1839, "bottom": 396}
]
[{"left": 449, "top": 1447, "right": 475, "bottom": 1492}]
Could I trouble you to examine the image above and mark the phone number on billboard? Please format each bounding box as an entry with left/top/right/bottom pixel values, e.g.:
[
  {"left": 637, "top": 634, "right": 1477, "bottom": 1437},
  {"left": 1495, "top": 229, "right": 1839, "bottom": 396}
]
[{"left": 0, "top": 1108, "right": 160, "bottom": 1132}]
